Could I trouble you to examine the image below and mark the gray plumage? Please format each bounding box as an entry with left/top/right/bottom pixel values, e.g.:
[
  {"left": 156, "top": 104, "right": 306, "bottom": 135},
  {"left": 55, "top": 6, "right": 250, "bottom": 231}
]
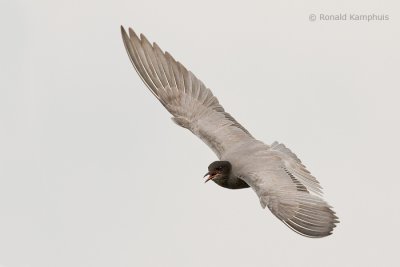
[{"left": 121, "top": 26, "right": 339, "bottom": 238}]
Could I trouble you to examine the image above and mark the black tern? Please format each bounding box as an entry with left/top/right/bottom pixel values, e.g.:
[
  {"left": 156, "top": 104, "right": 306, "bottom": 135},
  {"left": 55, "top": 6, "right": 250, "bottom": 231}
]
[{"left": 121, "top": 26, "right": 339, "bottom": 238}]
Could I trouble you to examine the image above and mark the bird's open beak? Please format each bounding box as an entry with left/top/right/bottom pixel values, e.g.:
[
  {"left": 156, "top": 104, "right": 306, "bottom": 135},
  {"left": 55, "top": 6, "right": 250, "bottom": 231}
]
[{"left": 203, "top": 172, "right": 215, "bottom": 183}]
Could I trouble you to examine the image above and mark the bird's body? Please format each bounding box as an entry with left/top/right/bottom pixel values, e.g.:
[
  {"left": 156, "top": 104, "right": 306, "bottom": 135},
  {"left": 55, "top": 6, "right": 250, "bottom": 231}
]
[{"left": 121, "top": 26, "right": 339, "bottom": 237}]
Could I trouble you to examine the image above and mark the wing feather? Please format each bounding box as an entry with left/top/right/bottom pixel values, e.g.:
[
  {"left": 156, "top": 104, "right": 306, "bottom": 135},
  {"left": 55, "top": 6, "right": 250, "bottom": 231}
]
[
  {"left": 121, "top": 26, "right": 253, "bottom": 157},
  {"left": 271, "top": 141, "right": 323, "bottom": 195},
  {"left": 238, "top": 145, "right": 339, "bottom": 238}
]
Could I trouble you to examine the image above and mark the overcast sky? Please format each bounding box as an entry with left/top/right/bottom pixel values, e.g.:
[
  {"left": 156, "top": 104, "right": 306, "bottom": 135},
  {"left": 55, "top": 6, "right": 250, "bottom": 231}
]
[{"left": 1, "top": 1, "right": 399, "bottom": 266}]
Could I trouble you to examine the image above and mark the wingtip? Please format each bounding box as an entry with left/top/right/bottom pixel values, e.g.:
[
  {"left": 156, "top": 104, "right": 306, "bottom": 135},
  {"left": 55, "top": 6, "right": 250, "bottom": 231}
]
[
  {"left": 128, "top": 27, "right": 139, "bottom": 40},
  {"left": 165, "top": 51, "right": 177, "bottom": 63},
  {"left": 153, "top": 42, "right": 160, "bottom": 50},
  {"left": 140, "top": 33, "right": 151, "bottom": 45},
  {"left": 120, "top": 25, "right": 127, "bottom": 36}
]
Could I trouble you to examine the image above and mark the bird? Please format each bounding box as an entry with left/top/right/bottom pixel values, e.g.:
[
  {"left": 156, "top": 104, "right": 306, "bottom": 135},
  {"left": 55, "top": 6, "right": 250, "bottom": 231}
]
[{"left": 120, "top": 26, "right": 339, "bottom": 238}]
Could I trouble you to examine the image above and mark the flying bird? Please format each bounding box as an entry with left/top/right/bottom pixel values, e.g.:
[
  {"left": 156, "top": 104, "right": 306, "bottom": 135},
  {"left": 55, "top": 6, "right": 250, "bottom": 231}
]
[{"left": 120, "top": 26, "right": 339, "bottom": 238}]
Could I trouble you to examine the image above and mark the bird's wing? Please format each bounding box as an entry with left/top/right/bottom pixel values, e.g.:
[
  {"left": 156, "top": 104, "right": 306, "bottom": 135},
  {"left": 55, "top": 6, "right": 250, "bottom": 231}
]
[
  {"left": 121, "top": 27, "right": 254, "bottom": 158},
  {"left": 239, "top": 142, "right": 338, "bottom": 238}
]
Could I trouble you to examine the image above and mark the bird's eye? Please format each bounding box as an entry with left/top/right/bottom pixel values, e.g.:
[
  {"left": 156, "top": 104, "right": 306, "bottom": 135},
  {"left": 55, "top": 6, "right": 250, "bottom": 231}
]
[{"left": 217, "top": 166, "right": 223, "bottom": 171}]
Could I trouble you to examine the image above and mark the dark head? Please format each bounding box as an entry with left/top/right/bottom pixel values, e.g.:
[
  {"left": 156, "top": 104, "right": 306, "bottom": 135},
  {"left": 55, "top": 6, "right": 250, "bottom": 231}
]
[{"left": 204, "top": 161, "right": 232, "bottom": 183}]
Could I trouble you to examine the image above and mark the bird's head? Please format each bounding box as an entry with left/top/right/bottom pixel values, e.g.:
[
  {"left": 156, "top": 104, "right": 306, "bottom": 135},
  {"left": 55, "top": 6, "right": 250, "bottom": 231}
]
[{"left": 204, "top": 161, "right": 232, "bottom": 183}]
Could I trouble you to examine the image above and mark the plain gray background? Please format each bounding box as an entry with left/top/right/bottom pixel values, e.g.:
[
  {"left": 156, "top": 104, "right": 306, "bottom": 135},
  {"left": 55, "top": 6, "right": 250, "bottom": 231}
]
[{"left": 1, "top": 0, "right": 399, "bottom": 266}]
